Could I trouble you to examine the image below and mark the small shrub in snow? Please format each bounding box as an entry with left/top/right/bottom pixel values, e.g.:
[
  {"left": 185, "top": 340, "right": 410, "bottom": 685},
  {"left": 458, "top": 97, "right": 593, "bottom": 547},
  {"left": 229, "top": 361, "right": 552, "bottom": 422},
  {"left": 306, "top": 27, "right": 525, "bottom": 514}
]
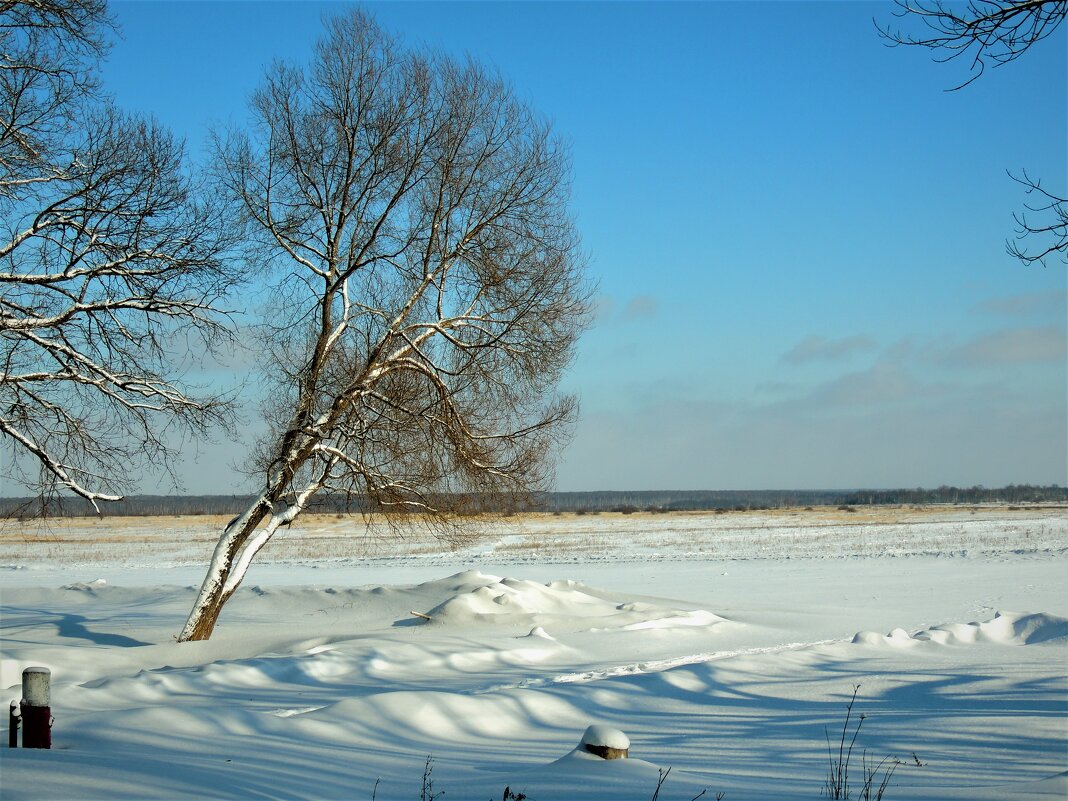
[
  {"left": 420, "top": 756, "right": 443, "bottom": 801},
  {"left": 822, "top": 685, "right": 897, "bottom": 801}
]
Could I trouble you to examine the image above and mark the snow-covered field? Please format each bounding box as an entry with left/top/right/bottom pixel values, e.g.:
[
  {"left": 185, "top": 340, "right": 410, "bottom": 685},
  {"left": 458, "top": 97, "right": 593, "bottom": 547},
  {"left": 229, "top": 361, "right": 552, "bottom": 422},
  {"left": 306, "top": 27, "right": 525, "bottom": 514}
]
[{"left": 1, "top": 505, "right": 1066, "bottom": 800}]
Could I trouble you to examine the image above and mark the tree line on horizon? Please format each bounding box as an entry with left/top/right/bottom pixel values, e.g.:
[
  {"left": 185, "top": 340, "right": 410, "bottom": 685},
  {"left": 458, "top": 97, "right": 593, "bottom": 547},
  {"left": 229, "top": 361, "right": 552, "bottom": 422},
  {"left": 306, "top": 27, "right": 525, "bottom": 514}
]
[{"left": 2, "top": 484, "right": 1064, "bottom": 519}]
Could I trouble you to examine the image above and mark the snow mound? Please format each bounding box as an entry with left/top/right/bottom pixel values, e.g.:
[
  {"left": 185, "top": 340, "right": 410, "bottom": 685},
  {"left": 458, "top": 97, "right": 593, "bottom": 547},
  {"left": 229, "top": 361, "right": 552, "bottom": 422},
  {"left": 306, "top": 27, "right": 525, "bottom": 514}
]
[
  {"left": 851, "top": 629, "right": 915, "bottom": 647},
  {"left": 422, "top": 574, "right": 725, "bottom": 632},
  {"left": 852, "top": 611, "right": 1068, "bottom": 648},
  {"left": 61, "top": 578, "right": 108, "bottom": 593}
]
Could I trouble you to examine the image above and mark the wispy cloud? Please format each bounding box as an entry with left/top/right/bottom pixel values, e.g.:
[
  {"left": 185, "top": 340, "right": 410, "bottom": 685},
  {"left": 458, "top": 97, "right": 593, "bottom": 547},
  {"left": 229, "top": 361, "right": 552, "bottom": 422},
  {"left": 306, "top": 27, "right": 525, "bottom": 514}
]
[
  {"left": 806, "top": 362, "right": 917, "bottom": 407},
  {"left": 557, "top": 374, "right": 1066, "bottom": 491},
  {"left": 755, "top": 380, "right": 798, "bottom": 396},
  {"left": 943, "top": 326, "right": 1067, "bottom": 367},
  {"left": 977, "top": 290, "right": 1067, "bottom": 318},
  {"left": 780, "top": 334, "right": 877, "bottom": 365},
  {"left": 622, "top": 294, "right": 658, "bottom": 321},
  {"left": 592, "top": 294, "right": 617, "bottom": 323},
  {"left": 594, "top": 293, "right": 658, "bottom": 324}
]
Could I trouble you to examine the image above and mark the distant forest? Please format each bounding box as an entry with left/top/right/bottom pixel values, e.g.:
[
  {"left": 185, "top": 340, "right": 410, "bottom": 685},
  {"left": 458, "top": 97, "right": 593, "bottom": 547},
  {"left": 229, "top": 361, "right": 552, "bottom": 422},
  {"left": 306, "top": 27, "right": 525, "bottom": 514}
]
[{"left": 1, "top": 485, "right": 1065, "bottom": 519}]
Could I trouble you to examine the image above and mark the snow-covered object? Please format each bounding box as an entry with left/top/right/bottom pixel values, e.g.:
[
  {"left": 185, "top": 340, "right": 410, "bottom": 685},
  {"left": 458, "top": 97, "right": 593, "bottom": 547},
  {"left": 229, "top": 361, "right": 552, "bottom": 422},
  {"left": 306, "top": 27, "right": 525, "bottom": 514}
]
[{"left": 580, "top": 724, "right": 630, "bottom": 759}]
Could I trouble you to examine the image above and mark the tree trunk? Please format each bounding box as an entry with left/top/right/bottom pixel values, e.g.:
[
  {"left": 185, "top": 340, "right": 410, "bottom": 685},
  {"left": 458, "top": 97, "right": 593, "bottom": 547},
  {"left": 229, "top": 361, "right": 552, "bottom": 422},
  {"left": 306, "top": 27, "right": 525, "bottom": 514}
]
[
  {"left": 177, "top": 499, "right": 270, "bottom": 642},
  {"left": 179, "top": 585, "right": 230, "bottom": 642}
]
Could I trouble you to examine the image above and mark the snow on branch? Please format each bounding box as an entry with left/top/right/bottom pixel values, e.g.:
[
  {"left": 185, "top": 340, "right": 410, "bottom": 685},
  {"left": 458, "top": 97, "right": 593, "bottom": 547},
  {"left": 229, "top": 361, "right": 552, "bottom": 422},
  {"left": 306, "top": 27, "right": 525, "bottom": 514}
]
[{"left": 1, "top": 4, "right": 240, "bottom": 503}]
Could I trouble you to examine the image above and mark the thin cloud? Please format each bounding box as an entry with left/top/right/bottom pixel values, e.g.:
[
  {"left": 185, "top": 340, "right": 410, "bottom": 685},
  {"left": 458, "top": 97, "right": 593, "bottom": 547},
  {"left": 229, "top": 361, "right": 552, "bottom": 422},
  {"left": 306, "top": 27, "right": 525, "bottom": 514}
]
[
  {"left": 805, "top": 362, "right": 919, "bottom": 408},
  {"left": 781, "top": 334, "right": 877, "bottom": 365},
  {"left": 592, "top": 294, "right": 616, "bottom": 323},
  {"left": 755, "top": 380, "right": 797, "bottom": 396},
  {"left": 621, "top": 294, "right": 658, "bottom": 321},
  {"left": 557, "top": 374, "right": 1066, "bottom": 490},
  {"left": 977, "top": 290, "right": 1067, "bottom": 318},
  {"left": 590, "top": 293, "right": 657, "bottom": 324},
  {"left": 944, "top": 327, "right": 1067, "bottom": 367}
]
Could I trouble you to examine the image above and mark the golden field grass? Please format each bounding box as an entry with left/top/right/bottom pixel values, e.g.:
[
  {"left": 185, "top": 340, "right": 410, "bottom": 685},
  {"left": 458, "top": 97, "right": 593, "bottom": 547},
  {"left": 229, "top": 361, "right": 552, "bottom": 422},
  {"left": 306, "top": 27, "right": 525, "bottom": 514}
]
[{"left": 1, "top": 503, "right": 1065, "bottom": 567}]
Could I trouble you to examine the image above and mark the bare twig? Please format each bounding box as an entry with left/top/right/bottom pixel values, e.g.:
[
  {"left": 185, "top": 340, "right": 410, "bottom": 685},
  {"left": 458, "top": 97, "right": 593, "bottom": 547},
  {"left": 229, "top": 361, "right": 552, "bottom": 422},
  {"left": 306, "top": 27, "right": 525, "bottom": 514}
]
[
  {"left": 650, "top": 767, "right": 671, "bottom": 801},
  {"left": 823, "top": 685, "right": 899, "bottom": 801},
  {"left": 876, "top": 0, "right": 1066, "bottom": 89},
  {"left": 1007, "top": 169, "right": 1068, "bottom": 266},
  {"left": 420, "top": 756, "right": 443, "bottom": 801}
]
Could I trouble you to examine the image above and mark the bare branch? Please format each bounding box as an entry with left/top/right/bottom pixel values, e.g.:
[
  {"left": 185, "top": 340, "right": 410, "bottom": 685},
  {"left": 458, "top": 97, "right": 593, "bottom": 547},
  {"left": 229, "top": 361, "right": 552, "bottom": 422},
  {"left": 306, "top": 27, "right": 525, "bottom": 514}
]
[
  {"left": 877, "top": 0, "right": 1066, "bottom": 89},
  {"left": 1, "top": 3, "right": 241, "bottom": 503},
  {"left": 1006, "top": 169, "right": 1068, "bottom": 266}
]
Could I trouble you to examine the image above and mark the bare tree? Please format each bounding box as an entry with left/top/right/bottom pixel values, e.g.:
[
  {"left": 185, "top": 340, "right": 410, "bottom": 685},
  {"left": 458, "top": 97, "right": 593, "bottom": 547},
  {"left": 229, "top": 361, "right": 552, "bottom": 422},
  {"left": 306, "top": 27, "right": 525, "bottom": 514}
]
[
  {"left": 1, "top": 0, "right": 239, "bottom": 509},
  {"left": 178, "top": 11, "right": 591, "bottom": 641},
  {"left": 878, "top": 1, "right": 1067, "bottom": 266},
  {"left": 878, "top": 0, "right": 1066, "bottom": 88},
  {"left": 0, "top": 0, "right": 110, "bottom": 191}
]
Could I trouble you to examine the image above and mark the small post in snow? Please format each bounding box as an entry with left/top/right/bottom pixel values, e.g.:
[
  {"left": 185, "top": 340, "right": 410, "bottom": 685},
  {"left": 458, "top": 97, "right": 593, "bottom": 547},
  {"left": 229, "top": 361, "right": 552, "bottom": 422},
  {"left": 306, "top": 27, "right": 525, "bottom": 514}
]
[
  {"left": 21, "top": 667, "right": 51, "bottom": 749},
  {"left": 8, "top": 700, "right": 19, "bottom": 748}
]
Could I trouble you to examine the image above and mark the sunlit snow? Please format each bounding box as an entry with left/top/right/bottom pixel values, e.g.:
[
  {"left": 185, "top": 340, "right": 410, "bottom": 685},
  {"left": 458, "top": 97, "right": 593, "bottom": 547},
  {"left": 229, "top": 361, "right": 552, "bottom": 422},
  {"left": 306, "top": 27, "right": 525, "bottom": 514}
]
[{"left": 1, "top": 506, "right": 1065, "bottom": 800}]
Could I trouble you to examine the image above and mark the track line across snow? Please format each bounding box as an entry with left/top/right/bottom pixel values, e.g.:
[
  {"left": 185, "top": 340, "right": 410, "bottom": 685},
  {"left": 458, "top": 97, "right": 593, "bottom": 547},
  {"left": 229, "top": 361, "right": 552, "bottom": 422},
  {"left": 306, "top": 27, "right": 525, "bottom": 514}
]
[{"left": 474, "top": 637, "right": 845, "bottom": 693}]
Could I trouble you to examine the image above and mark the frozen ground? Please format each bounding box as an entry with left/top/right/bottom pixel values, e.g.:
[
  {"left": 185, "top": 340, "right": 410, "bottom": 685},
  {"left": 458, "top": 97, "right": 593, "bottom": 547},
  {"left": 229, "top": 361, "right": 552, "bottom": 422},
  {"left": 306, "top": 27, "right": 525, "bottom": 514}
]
[{"left": 1, "top": 505, "right": 1066, "bottom": 800}]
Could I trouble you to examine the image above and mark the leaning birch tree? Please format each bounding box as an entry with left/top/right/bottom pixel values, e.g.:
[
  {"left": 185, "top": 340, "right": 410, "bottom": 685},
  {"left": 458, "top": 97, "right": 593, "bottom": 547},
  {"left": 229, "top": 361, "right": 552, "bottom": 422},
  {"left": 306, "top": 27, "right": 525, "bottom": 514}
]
[
  {"left": 0, "top": 0, "right": 238, "bottom": 508},
  {"left": 178, "top": 11, "right": 590, "bottom": 641}
]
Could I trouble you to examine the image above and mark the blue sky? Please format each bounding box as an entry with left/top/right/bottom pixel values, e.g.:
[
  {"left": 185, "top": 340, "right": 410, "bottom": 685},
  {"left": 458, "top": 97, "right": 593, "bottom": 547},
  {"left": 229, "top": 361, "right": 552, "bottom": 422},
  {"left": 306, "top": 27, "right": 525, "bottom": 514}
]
[{"left": 103, "top": 1, "right": 1066, "bottom": 493}]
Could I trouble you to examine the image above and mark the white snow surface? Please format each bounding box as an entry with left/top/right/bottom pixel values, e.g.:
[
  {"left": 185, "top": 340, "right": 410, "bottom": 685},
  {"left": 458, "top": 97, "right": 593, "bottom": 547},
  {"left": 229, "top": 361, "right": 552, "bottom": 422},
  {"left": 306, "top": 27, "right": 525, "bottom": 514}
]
[{"left": 0, "top": 505, "right": 1066, "bottom": 800}]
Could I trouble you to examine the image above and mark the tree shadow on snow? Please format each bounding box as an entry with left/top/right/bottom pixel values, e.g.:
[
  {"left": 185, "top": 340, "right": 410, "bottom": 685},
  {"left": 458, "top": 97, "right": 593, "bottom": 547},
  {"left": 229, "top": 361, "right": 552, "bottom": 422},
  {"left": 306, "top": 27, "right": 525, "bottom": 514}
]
[{"left": 2, "top": 607, "right": 149, "bottom": 647}]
